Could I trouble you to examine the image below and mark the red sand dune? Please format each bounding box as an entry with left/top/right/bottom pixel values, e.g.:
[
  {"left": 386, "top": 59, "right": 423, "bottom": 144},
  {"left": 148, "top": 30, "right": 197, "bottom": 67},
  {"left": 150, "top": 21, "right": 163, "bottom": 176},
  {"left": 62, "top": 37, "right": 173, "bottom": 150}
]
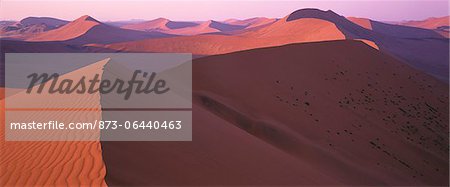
[
  {"left": 0, "top": 17, "right": 68, "bottom": 39},
  {"left": 399, "top": 16, "right": 449, "bottom": 38},
  {"left": 223, "top": 17, "right": 277, "bottom": 29},
  {"left": 240, "top": 17, "right": 346, "bottom": 41},
  {"left": 101, "top": 40, "right": 448, "bottom": 186},
  {"left": 0, "top": 59, "right": 109, "bottom": 186},
  {"left": 26, "top": 15, "right": 172, "bottom": 44},
  {"left": 3, "top": 9, "right": 446, "bottom": 81},
  {"left": 348, "top": 16, "right": 449, "bottom": 38},
  {"left": 91, "top": 12, "right": 349, "bottom": 55},
  {"left": 347, "top": 17, "right": 372, "bottom": 30},
  {"left": 121, "top": 18, "right": 198, "bottom": 32},
  {"left": 19, "top": 17, "right": 68, "bottom": 28},
  {"left": 93, "top": 9, "right": 448, "bottom": 81},
  {"left": 123, "top": 18, "right": 246, "bottom": 35},
  {"left": 0, "top": 25, "right": 48, "bottom": 39},
  {"left": 167, "top": 20, "right": 247, "bottom": 35},
  {"left": 401, "top": 16, "right": 449, "bottom": 30}
]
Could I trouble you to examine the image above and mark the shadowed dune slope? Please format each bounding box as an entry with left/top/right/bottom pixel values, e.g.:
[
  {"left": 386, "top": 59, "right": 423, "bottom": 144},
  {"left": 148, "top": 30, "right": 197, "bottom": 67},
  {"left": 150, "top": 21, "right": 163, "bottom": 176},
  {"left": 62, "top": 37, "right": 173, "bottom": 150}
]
[
  {"left": 0, "top": 17, "right": 68, "bottom": 39},
  {"left": 19, "top": 17, "right": 69, "bottom": 28},
  {"left": 399, "top": 16, "right": 450, "bottom": 38},
  {"left": 101, "top": 40, "right": 448, "bottom": 186}
]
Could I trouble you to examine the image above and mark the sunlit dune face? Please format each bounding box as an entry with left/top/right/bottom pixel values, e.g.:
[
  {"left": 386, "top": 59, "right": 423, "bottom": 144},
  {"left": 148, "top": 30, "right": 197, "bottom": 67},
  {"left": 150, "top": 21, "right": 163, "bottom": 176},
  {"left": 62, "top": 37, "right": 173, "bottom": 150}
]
[
  {"left": 28, "top": 16, "right": 101, "bottom": 41},
  {"left": 348, "top": 17, "right": 373, "bottom": 30}
]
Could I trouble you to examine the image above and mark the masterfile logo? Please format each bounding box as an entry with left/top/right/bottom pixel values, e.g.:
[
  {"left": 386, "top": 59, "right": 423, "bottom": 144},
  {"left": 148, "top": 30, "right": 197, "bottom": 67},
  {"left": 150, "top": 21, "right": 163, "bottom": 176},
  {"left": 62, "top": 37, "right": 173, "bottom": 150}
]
[
  {"left": 25, "top": 60, "right": 171, "bottom": 100},
  {"left": 5, "top": 53, "right": 192, "bottom": 141}
]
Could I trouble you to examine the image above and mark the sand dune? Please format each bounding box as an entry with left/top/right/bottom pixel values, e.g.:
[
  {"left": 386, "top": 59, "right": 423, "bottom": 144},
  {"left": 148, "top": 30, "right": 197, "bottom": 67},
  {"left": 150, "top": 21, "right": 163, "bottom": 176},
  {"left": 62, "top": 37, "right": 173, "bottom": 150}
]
[
  {"left": 19, "top": 17, "right": 69, "bottom": 28},
  {"left": 87, "top": 12, "right": 354, "bottom": 55},
  {"left": 287, "top": 9, "right": 442, "bottom": 39},
  {"left": 122, "top": 18, "right": 247, "bottom": 35},
  {"left": 0, "top": 59, "right": 109, "bottom": 185},
  {"left": 0, "top": 17, "right": 68, "bottom": 39},
  {"left": 240, "top": 17, "right": 345, "bottom": 41},
  {"left": 23, "top": 16, "right": 99, "bottom": 41},
  {"left": 27, "top": 15, "right": 172, "bottom": 44},
  {"left": 160, "top": 20, "right": 241, "bottom": 35},
  {"left": 8, "top": 8, "right": 444, "bottom": 78},
  {"left": 399, "top": 16, "right": 449, "bottom": 38},
  {"left": 347, "top": 17, "right": 372, "bottom": 30},
  {"left": 0, "top": 39, "right": 119, "bottom": 87},
  {"left": 94, "top": 8, "right": 448, "bottom": 81},
  {"left": 0, "top": 8, "right": 448, "bottom": 186},
  {"left": 101, "top": 104, "right": 339, "bottom": 185},
  {"left": 401, "top": 16, "right": 449, "bottom": 30},
  {"left": 101, "top": 40, "right": 448, "bottom": 186},
  {"left": 223, "top": 17, "right": 277, "bottom": 29},
  {"left": 91, "top": 12, "right": 349, "bottom": 55},
  {"left": 190, "top": 41, "right": 448, "bottom": 185},
  {"left": 122, "top": 18, "right": 198, "bottom": 32}
]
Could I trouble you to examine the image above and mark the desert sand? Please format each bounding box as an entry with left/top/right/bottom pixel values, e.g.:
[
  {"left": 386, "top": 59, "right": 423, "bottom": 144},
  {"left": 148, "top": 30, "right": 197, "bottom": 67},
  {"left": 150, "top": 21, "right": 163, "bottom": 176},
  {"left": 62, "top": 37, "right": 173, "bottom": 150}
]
[
  {"left": 0, "top": 17, "right": 68, "bottom": 39},
  {"left": 124, "top": 18, "right": 248, "bottom": 36},
  {"left": 401, "top": 16, "right": 449, "bottom": 30},
  {"left": 0, "top": 59, "right": 109, "bottom": 186},
  {"left": 101, "top": 40, "right": 448, "bottom": 186},
  {"left": 92, "top": 15, "right": 348, "bottom": 55},
  {"left": 91, "top": 9, "right": 448, "bottom": 81},
  {"left": 399, "top": 16, "right": 449, "bottom": 38},
  {"left": 0, "top": 8, "right": 448, "bottom": 186},
  {"left": 26, "top": 15, "right": 172, "bottom": 45},
  {"left": 122, "top": 17, "right": 274, "bottom": 36},
  {"left": 122, "top": 18, "right": 198, "bottom": 33},
  {"left": 223, "top": 17, "right": 277, "bottom": 29}
]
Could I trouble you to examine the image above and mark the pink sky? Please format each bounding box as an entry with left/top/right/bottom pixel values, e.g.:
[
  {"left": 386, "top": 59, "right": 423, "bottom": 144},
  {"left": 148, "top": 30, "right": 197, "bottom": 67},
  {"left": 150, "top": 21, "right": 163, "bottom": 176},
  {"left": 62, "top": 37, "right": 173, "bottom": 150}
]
[{"left": 0, "top": 1, "right": 448, "bottom": 22}]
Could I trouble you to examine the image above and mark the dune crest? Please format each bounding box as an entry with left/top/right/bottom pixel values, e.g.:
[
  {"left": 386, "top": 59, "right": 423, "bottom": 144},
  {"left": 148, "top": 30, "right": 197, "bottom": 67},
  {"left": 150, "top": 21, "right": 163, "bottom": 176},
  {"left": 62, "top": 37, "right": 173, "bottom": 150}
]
[
  {"left": 122, "top": 18, "right": 249, "bottom": 35},
  {"left": 0, "top": 59, "right": 108, "bottom": 186},
  {"left": 401, "top": 16, "right": 449, "bottom": 30},
  {"left": 223, "top": 17, "right": 277, "bottom": 28},
  {"left": 93, "top": 8, "right": 449, "bottom": 81},
  {"left": 26, "top": 15, "right": 172, "bottom": 44},
  {"left": 28, "top": 15, "right": 101, "bottom": 41}
]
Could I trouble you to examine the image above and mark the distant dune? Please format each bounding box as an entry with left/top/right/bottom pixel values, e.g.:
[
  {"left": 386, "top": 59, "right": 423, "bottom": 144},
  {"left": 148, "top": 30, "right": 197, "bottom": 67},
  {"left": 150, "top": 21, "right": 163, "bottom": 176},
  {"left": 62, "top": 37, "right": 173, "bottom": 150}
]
[
  {"left": 19, "top": 17, "right": 69, "bottom": 28},
  {"left": 240, "top": 15, "right": 346, "bottom": 41},
  {"left": 0, "top": 17, "right": 68, "bottom": 39},
  {"left": 122, "top": 18, "right": 248, "bottom": 35},
  {"left": 2, "top": 10, "right": 447, "bottom": 81},
  {"left": 122, "top": 18, "right": 198, "bottom": 31},
  {"left": 349, "top": 16, "right": 449, "bottom": 38},
  {"left": 401, "top": 16, "right": 449, "bottom": 30},
  {"left": 347, "top": 16, "right": 445, "bottom": 39},
  {"left": 399, "top": 16, "right": 449, "bottom": 38},
  {"left": 26, "top": 15, "right": 173, "bottom": 44},
  {"left": 92, "top": 10, "right": 350, "bottom": 55},
  {"left": 93, "top": 9, "right": 448, "bottom": 81},
  {"left": 223, "top": 17, "right": 277, "bottom": 28},
  {"left": 102, "top": 40, "right": 448, "bottom": 186}
]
